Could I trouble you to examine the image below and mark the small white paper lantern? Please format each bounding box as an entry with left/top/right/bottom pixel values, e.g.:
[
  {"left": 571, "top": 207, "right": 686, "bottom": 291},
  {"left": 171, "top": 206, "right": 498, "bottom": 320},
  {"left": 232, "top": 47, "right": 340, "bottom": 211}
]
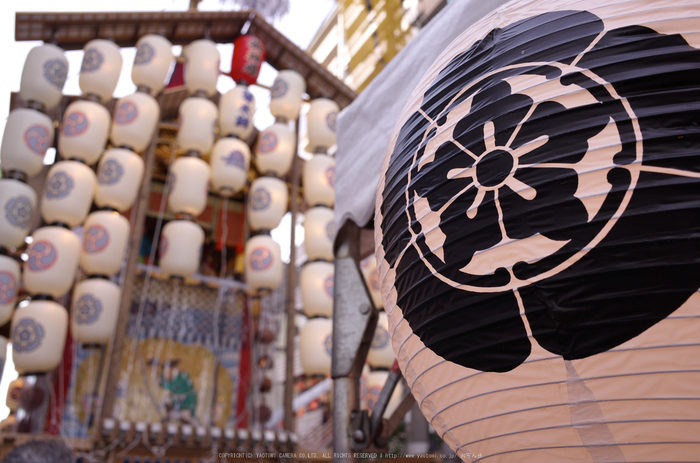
[
  {"left": 79, "top": 39, "right": 123, "bottom": 102},
  {"left": 167, "top": 156, "right": 211, "bottom": 216},
  {"left": 24, "top": 226, "right": 80, "bottom": 298},
  {"left": 245, "top": 234, "right": 283, "bottom": 291},
  {"left": 219, "top": 85, "right": 256, "bottom": 140},
  {"left": 299, "top": 317, "right": 333, "bottom": 376},
  {"left": 6, "top": 378, "right": 24, "bottom": 411},
  {"left": 184, "top": 39, "right": 220, "bottom": 96},
  {"left": 132, "top": 34, "right": 174, "bottom": 94},
  {"left": 248, "top": 177, "right": 288, "bottom": 231},
  {"left": 363, "top": 370, "right": 402, "bottom": 418},
  {"left": 81, "top": 211, "right": 129, "bottom": 277},
  {"left": 71, "top": 278, "right": 121, "bottom": 344},
  {"left": 0, "top": 255, "right": 20, "bottom": 327},
  {"left": 159, "top": 220, "right": 204, "bottom": 278},
  {"left": 300, "top": 261, "right": 334, "bottom": 318},
  {"left": 41, "top": 160, "right": 96, "bottom": 227},
  {"left": 303, "top": 154, "right": 335, "bottom": 207},
  {"left": 210, "top": 137, "right": 250, "bottom": 197},
  {"left": 255, "top": 122, "right": 296, "bottom": 177},
  {"left": 58, "top": 100, "right": 111, "bottom": 166},
  {"left": 12, "top": 299, "right": 68, "bottom": 373},
  {"left": 95, "top": 148, "right": 145, "bottom": 212},
  {"left": 1, "top": 108, "right": 54, "bottom": 178},
  {"left": 0, "top": 179, "right": 37, "bottom": 249},
  {"left": 269, "top": 70, "right": 305, "bottom": 121},
  {"left": 307, "top": 98, "right": 339, "bottom": 153},
  {"left": 177, "top": 97, "right": 218, "bottom": 155},
  {"left": 303, "top": 206, "right": 334, "bottom": 262},
  {"left": 110, "top": 92, "right": 160, "bottom": 153},
  {"left": 360, "top": 254, "right": 382, "bottom": 309},
  {"left": 367, "top": 311, "right": 394, "bottom": 369},
  {"left": 19, "top": 44, "right": 68, "bottom": 110}
]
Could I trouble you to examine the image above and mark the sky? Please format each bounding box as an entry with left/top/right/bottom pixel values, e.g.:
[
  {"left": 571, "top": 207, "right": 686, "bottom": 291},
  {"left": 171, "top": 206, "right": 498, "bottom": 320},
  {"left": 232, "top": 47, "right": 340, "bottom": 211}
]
[{"left": 0, "top": 0, "right": 335, "bottom": 421}]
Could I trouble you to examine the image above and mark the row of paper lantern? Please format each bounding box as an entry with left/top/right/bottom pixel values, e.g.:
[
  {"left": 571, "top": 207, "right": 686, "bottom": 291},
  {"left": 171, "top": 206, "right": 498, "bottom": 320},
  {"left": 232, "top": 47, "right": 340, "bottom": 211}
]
[
  {"left": 2, "top": 34, "right": 176, "bottom": 374},
  {"left": 243, "top": 70, "right": 307, "bottom": 294},
  {"left": 298, "top": 95, "right": 338, "bottom": 378}
]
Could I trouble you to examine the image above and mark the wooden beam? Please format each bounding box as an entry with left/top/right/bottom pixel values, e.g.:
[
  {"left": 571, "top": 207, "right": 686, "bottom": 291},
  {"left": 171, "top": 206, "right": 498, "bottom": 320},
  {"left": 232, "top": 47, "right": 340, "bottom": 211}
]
[
  {"left": 283, "top": 119, "right": 302, "bottom": 432},
  {"left": 95, "top": 124, "right": 159, "bottom": 435}
]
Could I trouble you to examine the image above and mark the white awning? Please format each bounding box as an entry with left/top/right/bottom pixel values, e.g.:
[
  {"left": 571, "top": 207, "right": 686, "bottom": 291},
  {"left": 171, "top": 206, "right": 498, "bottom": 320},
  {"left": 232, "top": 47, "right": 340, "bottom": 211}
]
[{"left": 335, "top": 0, "right": 511, "bottom": 233}]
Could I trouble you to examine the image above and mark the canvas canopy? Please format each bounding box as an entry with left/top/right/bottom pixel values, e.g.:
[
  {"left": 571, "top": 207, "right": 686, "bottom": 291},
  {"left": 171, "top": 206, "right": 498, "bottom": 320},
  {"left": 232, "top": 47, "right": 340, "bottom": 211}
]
[{"left": 334, "top": 0, "right": 511, "bottom": 233}]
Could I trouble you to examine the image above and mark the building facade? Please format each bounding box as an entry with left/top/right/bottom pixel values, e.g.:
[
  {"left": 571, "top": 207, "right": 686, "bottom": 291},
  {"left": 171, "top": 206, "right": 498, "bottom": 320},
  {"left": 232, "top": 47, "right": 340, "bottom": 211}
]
[{"left": 307, "top": 0, "right": 448, "bottom": 92}]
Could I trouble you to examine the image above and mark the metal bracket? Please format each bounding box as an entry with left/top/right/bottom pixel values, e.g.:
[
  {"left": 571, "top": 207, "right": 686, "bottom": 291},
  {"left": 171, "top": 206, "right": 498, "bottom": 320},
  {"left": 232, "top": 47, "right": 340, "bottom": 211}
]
[{"left": 332, "top": 221, "right": 378, "bottom": 462}]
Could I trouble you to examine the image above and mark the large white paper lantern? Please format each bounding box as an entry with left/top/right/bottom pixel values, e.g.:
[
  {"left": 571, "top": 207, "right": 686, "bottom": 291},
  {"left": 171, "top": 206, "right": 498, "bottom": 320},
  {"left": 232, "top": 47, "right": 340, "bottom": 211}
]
[
  {"left": 303, "top": 154, "right": 335, "bottom": 207},
  {"left": 41, "top": 160, "right": 96, "bottom": 227},
  {"left": 12, "top": 299, "right": 68, "bottom": 373},
  {"left": 58, "top": 100, "right": 111, "bottom": 165},
  {"left": 360, "top": 254, "right": 382, "bottom": 309},
  {"left": 210, "top": 137, "right": 250, "bottom": 197},
  {"left": 303, "top": 206, "right": 334, "bottom": 262},
  {"left": 110, "top": 92, "right": 160, "bottom": 153},
  {"left": 307, "top": 98, "right": 339, "bottom": 153},
  {"left": 300, "top": 261, "right": 334, "bottom": 318},
  {"left": 299, "top": 317, "right": 332, "bottom": 376},
  {"left": 79, "top": 39, "right": 123, "bottom": 102},
  {"left": 23, "top": 226, "right": 80, "bottom": 298},
  {"left": 19, "top": 44, "right": 68, "bottom": 110},
  {"left": 167, "top": 156, "right": 211, "bottom": 216},
  {"left": 184, "top": 39, "right": 220, "bottom": 96},
  {"left": 362, "top": 370, "right": 402, "bottom": 419},
  {"left": 0, "top": 256, "right": 20, "bottom": 327},
  {"left": 0, "top": 179, "right": 37, "bottom": 249},
  {"left": 177, "top": 97, "right": 218, "bottom": 155},
  {"left": 376, "top": 2, "right": 700, "bottom": 460},
  {"left": 248, "top": 177, "right": 288, "bottom": 231},
  {"left": 367, "top": 311, "right": 394, "bottom": 369},
  {"left": 269, "top": 70, "right": 305, "bottom": 121},
  {"left": 159, "top": 220, "right": 204, "bottom": 278},
  {"left": 219, "top": 85, "right": 256, "bottom": 140},
  {"left": 94, "top": 148, "right": 144, "bottom": 212},
  {"left": 132, "top": 34, "right": 174, "bottom": 95},
  {"left": 6, "top": 378, "right": 23, "bottom": 411},
  {"left": 254, "top": 122, "right": 295, "bottom": 177},
  {"left": 81, "top": 211, "right": 129, "bottom": 276},
  {"left": 71, "top": 278, "right": 121, "bottom": 344},
  {"left": 1, "top": 108, "right": 54, "bottom": 178},
  {"left": 245, "top": 234, "right": 282, "bottom": 291}
]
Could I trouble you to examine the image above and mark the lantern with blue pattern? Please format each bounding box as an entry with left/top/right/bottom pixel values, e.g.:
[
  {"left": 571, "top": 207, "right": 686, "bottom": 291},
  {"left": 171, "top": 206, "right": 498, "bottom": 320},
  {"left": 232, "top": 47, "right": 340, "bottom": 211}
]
[
  {"left": 269, "top": 70, "right": 305, "bottom": 122},
  {"left": 248, "top": 177, "right": 288, "bottom": 232},
  {"left": 11, "top": 300, "right": 68, "bottom": 374},
  {"left": 71, "top": 278, "right": 121, "bottom": 345},
  {"left": 300, "top": 261, "right": 334, "bottom": 318},
  {"left": 131, "top": 34, "right": 174, "bottom": 95},
  {"left": 19, "top": 44, "right": 68, "bottom": 111},
  {"left": 299, "top": 317, "right": 333, "bottom": 377},
  {"left": 210, "top": 137, "right": 250, "bottom": 197},
  {"left": 0, "top": 108, "right": 54, "bottom": 178},
  {"left": 78, "top": 39, "right": 122, "bottom": 103},
  {"left": 244, "top": 234, "right": 283, "bottom": 292}
]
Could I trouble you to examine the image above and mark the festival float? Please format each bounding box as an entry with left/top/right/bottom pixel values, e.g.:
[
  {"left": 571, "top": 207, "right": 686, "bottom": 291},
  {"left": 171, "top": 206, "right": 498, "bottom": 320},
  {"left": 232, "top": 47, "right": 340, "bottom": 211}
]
[{"left": 0, "top": 5, "right": 355, "bottom": 461}]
